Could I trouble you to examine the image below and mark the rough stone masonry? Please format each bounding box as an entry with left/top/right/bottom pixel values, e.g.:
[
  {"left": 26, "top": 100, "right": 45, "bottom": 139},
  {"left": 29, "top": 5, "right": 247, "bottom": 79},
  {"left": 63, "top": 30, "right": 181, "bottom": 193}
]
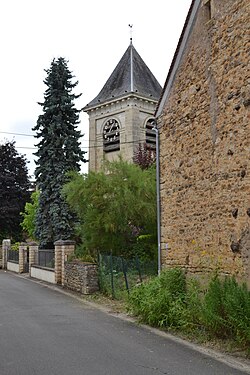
[{"left": 158, "top": 0, "right": 250, "bottom": 285}]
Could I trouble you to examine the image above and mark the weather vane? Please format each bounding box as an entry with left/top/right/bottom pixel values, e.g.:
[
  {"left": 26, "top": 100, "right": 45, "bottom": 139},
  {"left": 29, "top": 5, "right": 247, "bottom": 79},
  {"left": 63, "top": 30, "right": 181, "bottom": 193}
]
[{"left": 128, "top": 24, "right": 133, "bottom": 43}]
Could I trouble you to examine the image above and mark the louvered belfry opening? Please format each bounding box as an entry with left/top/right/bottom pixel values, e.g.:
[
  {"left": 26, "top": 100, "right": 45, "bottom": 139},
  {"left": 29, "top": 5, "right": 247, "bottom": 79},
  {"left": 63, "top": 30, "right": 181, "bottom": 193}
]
[{"left": 103, "top": 119, "right": 120, "bottom": 152}]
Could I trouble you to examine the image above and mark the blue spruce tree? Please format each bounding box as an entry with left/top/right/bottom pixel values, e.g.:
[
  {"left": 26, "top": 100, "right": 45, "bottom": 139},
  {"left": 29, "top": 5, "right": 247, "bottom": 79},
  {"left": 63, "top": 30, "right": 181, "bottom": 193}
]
[{"left": 33, "top": 57, "right": 87, "bottom": 248}]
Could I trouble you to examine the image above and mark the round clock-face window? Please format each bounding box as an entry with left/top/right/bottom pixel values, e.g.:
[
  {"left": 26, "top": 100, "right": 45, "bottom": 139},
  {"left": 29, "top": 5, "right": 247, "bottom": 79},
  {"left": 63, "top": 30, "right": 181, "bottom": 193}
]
[{"left": 103, "top": 119, "right": 120, "bottom": 152}]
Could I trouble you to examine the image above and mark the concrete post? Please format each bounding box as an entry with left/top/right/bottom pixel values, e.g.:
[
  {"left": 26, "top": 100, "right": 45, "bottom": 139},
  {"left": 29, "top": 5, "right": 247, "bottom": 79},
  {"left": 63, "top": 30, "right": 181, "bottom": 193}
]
[
  {"left": 29, "top": 242, "right": 39, "bottom": 275},
  {"left": 2, "top": 239, "right": 11, "bottom": 269},
  {"left": 19, "top": 243, "right": 28, "bottom": 273}
]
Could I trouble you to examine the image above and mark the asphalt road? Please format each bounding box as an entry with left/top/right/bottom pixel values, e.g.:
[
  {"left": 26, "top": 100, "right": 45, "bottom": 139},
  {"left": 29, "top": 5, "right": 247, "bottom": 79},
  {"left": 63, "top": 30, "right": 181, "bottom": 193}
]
[{"left": 0, "top": 271, "right": 249, "bottom": 375}]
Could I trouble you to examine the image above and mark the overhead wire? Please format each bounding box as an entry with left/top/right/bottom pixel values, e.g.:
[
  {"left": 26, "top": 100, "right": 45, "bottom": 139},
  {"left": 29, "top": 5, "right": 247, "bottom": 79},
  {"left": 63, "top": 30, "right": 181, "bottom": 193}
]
[
  {"left": 0, "top": 131, "right": 148, "bottom": 150},
  {"left": 14, "top": 140, "right": 147, "bottom": 150}
]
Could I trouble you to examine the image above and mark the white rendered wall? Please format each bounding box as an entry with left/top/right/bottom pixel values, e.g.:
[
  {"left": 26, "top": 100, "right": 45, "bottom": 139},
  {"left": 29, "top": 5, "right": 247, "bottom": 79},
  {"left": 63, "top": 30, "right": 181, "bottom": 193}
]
[
  {"left": 31, "top": 266, "right": 56, "bottom": 284},
  {"left": 7, "top": 262, "right": 19, "bottom": 273}
]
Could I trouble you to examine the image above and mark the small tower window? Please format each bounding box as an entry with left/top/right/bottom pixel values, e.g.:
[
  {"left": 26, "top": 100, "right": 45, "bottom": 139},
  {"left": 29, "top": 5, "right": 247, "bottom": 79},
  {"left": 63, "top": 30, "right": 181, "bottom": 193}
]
[
  {"left": 103, "top": 119, "right": 120, "bottom": 152},
  {"left": 145, "top": 118, "right": 156, "bottom": 149}
]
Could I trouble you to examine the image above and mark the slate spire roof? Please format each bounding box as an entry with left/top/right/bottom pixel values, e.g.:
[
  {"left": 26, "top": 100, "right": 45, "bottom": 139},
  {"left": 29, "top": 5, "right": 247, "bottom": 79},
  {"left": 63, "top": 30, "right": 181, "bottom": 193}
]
[{"left": 84, "top": 42, "right": 162, "bottom": 110}]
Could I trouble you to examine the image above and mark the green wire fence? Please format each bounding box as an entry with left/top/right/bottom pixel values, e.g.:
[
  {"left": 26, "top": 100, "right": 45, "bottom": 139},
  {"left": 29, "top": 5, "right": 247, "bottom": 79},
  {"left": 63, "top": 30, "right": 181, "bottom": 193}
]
[{"left": 98, "top": 253, "right": 157, "bottom": 299}]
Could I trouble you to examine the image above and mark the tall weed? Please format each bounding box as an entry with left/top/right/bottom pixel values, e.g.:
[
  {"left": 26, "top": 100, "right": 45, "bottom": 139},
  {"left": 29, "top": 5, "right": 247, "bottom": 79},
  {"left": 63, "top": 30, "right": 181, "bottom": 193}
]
[
  {"left": 184, "top": 278, "right": 203, "bottom": 332},
  {"left": 128, "top": 269, "right": 250, "bottom": 353},
  {"left": 201, "top": 276, "right": 227, "bottom": 337},
  {"left": 128, "top": 268, "right": 187, "bottom": 328},
  {"left": 202, "top": 276, "right": 250, "bottom": 348}
]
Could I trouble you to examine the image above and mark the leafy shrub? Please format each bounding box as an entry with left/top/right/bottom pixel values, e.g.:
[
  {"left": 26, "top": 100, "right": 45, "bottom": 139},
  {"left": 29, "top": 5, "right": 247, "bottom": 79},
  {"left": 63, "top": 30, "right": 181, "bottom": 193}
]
[
  {"left": 132, "top": 234, "right": 157, "bottom": 262},
  {"left": 11, "top": 242, "right": 20, "bottom": 251},
  {"left": 74, "top": 244, "right": 97, "bottom": 263}
]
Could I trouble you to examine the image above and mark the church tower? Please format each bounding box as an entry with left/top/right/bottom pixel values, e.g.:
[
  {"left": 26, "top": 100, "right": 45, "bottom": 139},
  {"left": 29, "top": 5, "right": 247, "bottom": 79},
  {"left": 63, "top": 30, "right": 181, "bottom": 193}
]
[{"left": 83, "top": 40, "right": 162, "bottom": 172}]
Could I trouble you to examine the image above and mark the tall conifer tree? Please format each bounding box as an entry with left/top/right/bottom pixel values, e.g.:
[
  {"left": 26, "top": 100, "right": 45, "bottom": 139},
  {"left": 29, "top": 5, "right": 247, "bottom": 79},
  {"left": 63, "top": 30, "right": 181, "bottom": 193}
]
[{"left": 33, "top": 57, "right": 87, "bottom": 248}]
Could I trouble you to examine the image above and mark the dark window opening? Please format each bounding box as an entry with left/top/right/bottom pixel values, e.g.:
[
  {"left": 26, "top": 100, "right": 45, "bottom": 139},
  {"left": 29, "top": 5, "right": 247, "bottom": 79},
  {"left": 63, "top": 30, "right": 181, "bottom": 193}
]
[{"left": 145, "top": 118, "right": 156, "bottom": 150}]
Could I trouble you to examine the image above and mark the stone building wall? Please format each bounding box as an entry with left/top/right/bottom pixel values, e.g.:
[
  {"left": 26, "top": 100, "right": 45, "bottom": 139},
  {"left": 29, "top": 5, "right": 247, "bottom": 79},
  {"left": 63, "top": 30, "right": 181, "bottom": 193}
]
[
  {"left": 64, "top": 260, "right": 99, "bottom": 294},
  {"left": 158, "top": 0, "right": 250, "bottom": 285}
]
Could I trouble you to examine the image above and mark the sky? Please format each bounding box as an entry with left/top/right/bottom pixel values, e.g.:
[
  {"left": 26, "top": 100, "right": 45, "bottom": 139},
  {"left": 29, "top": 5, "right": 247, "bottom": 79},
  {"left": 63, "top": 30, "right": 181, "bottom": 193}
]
[{"left": 0, "top": 0, "right": 192, "bottom": 178}]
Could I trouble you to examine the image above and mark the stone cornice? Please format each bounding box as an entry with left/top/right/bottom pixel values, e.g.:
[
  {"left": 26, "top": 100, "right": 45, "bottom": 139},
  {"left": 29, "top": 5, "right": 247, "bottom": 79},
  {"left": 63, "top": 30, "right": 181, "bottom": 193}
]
[{"left": 83, "top": 92, "right": 158, "bottom": 113}]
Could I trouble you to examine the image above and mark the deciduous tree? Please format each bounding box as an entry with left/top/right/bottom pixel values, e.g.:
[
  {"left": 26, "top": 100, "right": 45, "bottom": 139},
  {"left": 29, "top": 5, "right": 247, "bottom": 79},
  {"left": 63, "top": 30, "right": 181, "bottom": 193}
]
[
  {"left": 20, "top": 190, "right": 39, "bottom": 241},
  {"left": 133, "top": 142, "right": 156, "bottom": 170},
  {"left": 0, "top": 140, "right": 30, "bottom": 241},
  {"left": 63, "top": 160, "right": 156, "bottom": 258}
]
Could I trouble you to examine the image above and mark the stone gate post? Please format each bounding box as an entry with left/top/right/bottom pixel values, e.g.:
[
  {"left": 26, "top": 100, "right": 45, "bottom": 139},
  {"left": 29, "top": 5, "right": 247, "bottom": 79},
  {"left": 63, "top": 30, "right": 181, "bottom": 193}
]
[
  {"left": 29, "top": 242, "right": 39, "bottom": 275},
  {"left": 54, "top": 240, "right": 63, "bottom": 284},
  {"left": 19, "top": 243, "right": 28, "bottom": 273},
  {"left": 54, "top": 240, "right": 75, "bottom": 285},
  {"left": 61, "top": 240, "right": 75, "bottom": 287},
  {"left": 2, "top": 239, "right": 11, "bottom": 269}
]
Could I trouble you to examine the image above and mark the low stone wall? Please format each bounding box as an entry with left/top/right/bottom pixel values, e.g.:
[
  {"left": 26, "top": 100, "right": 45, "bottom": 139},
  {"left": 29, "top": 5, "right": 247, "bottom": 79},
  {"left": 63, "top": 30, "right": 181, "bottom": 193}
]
[
  {"left": 31, "top": 265, "right": 56, "bottom": 284},
  {"left": 64, "top": 260, "right": 99, "bottom": 295}
]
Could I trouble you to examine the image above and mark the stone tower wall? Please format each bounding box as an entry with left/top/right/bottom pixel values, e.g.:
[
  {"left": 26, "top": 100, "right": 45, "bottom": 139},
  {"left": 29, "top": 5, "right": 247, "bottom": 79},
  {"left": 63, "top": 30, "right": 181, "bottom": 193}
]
[
  {"left": 158, "top": 0, "right": 250, "bottom": 285},
  {"left": 87, "top": 96, "right": 157, "bottom": 172}
]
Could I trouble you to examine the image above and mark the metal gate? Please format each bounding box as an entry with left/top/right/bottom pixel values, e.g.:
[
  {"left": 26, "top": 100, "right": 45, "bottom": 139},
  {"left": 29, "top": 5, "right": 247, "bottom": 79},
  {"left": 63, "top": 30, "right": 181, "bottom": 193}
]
[{"left": 24, "top": 249, "right": 29, "bottom": 273}]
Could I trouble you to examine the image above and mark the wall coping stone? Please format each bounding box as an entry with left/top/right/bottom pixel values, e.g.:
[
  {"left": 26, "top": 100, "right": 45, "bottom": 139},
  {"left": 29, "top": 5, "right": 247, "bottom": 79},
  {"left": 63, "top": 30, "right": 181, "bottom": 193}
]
[
  {"left": 65, "top": 259, "right": 97, "bottom": 266},
  {"left": 54, "top": 239, "right": 76, "bottom": 246}
]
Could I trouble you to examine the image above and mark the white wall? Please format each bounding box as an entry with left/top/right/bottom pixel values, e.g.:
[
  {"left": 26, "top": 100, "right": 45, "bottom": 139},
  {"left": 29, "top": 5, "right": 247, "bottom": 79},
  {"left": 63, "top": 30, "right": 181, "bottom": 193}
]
[
  {"left": 7, "top": 261, "right": 19, "bottom": 273},
  {"left": 31, "top": 266, "right": 56, "bottom": 284}
]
